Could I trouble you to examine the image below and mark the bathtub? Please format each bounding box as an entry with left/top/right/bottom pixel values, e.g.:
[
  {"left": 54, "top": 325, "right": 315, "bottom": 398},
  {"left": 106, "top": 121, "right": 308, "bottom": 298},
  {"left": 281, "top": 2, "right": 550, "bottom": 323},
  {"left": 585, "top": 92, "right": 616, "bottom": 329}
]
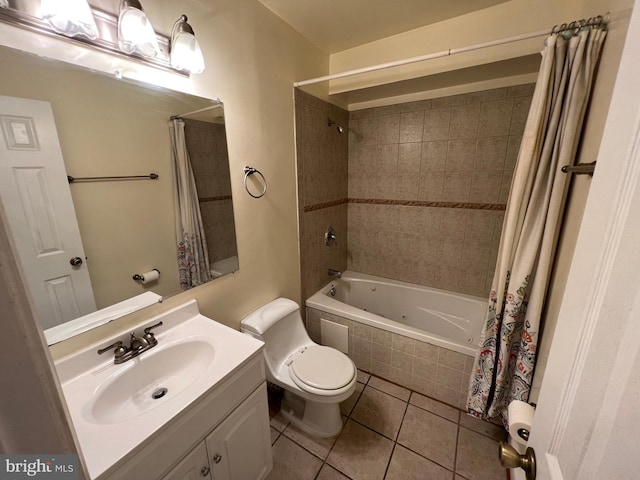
[{"left": 306, "top": 271, "right": 486, "bottom": 357}]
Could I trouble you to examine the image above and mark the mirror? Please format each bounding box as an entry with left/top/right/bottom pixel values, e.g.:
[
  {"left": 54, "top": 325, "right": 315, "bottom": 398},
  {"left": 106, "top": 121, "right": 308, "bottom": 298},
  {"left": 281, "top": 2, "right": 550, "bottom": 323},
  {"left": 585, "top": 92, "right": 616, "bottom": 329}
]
[{"left": 0, "top": 45, "right": 238, "bottom": 344}]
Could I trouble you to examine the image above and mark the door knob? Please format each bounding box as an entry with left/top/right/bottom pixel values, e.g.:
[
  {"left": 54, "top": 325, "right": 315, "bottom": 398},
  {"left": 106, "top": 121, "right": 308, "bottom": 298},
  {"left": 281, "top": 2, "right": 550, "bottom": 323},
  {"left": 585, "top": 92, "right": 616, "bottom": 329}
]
[
  {"left": 499, "top": 441, "right": 536, "bottom": 480},
  {"left": 69, "top": 256, "right": 83, "bottom": 266}
]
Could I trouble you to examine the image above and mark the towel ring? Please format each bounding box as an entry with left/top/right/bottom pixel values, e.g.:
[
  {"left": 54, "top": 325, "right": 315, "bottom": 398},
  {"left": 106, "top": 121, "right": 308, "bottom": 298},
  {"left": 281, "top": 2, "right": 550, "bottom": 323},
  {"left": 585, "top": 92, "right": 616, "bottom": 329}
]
[{"left": 244, "top": 166, "right": 267, "bottom": 198}]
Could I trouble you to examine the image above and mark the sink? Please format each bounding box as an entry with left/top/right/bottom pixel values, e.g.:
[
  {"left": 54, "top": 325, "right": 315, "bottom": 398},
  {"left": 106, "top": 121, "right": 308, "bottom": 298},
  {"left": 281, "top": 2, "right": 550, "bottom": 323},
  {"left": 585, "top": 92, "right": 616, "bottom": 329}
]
[
  {"left": 85, "top": 339, "right": 215, "bottom": 424},
  {"left": 55, "top": 300, "right": 264, "bottom": 479}
]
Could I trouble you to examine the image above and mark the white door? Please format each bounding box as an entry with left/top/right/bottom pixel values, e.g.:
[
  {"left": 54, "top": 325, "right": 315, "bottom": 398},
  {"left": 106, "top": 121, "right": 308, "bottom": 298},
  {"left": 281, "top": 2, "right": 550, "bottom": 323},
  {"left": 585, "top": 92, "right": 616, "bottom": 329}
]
[
  {"left": 0, "top": 96, "right": 96, "bottom": 330},
  {"left": 515, "top": 1, "right": 640, "bottom": 478}
]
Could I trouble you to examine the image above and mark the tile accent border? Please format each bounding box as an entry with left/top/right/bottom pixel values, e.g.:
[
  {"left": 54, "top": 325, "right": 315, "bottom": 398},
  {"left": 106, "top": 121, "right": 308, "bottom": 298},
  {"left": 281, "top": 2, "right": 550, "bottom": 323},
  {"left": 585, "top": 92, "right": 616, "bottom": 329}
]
[
  {"left": 198, "top": 195, "right": 232, "bottom": 203},
  {"left": 302, "top": 198, "right": 348, "bottom": 213},
  {"left": 349, "top": 198, "right": 506, "bottom": 211},
  {"left": 303, "top": 197, "right": 506, "bottom": 213}
]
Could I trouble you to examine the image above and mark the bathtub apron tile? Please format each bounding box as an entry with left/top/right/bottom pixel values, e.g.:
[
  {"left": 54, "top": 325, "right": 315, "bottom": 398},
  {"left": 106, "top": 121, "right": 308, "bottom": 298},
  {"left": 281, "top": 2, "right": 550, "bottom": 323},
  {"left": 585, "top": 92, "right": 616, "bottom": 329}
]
[
  {"left": 432, "top": 382, "right": 464, "bottom": 408},
  {"left": 414, "top": 341, "right": 439, "bottom": 362},
  {"left": 390, "top": 349, "right": 414, "bottom": 373},
  {"left": 391, "top": 333, "right": 416, "bottom": 354},
  {"left": 435, "top": 364, "right": 465, "bottom": 391},
  {"left": 412, "top": 357, "right": 437, "bottom": 381},
  {"left": 368, "top": 376, "right": 411, "bottom": 401},
  {"left": 372, "top": 328, "right": 392, "bottom": 347},
  {"left": 371, "top": 343, "right": 392, "bottom": 365}
]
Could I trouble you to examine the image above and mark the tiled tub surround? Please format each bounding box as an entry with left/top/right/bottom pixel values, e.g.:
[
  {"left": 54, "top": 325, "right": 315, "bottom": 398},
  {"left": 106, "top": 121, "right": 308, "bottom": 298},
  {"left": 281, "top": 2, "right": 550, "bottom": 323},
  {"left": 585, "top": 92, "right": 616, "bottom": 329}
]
[
  {"left": 268, "top": 371, "right": 507, "bottom": 480},
  {"left": 347, "top": 84, "right": 534, "bottom": 297},
  {"left": 183, "top": 118, "right": 238, "bottom": 264},
  {"left": 295, "top": 88, "right": 349, "bottom": 303},
  {"left": 307, "top": 307, "right": 475, "bottom": 410}
]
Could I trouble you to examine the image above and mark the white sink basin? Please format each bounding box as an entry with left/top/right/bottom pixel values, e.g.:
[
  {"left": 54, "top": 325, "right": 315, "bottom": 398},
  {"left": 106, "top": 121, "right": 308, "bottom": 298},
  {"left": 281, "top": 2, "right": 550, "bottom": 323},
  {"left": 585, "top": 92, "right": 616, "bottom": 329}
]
[
  {"left": 86, "top": 339, "right": 215, "bottom": 424},
  {"left": 55, "top": 300, "right": 263, "bottom": 479}
]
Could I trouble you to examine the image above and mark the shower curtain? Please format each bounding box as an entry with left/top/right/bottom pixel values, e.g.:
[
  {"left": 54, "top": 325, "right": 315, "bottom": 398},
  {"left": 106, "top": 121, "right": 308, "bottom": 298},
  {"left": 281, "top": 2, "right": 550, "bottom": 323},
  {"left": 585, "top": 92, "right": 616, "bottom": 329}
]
[
  {"left": 467, "top": 24, "right": 607, "bottom": 425},
  {"left": 169, "top": 118, "right": 212, "bottom": 290}
]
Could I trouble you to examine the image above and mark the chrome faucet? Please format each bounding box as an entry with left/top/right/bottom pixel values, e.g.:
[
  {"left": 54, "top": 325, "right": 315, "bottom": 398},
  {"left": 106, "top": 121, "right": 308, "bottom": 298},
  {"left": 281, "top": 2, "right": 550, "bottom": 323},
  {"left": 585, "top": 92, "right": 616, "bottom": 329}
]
[
  {"left": 97, "top": 321, "right": 163, "bottom": 364},
  {"left": 328, "top": 268, "right": 342, "bottom": 278}
]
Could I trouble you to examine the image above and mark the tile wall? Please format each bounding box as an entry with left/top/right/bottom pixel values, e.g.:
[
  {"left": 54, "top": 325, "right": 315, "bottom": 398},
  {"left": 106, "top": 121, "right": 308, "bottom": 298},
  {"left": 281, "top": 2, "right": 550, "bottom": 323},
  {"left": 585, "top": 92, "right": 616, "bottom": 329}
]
[
  {"left": 295, "top": 89, "right": 349, "bottom": 303},
  {"left": 306, "top": 307, "right": 475, "bottom": 410},
  {"left": 348, "top": 84, "right": 535, "bottom": 297},
  {"left": 184, "top": 119, "right": 238, "bottom": 264}
]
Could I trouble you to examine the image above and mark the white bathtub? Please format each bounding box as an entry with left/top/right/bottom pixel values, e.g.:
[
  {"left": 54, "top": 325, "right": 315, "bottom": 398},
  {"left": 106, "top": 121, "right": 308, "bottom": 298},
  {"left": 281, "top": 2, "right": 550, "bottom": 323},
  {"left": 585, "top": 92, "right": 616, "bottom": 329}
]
[{"left": 306, "top": 271, "right": 486, "bottom": 357}]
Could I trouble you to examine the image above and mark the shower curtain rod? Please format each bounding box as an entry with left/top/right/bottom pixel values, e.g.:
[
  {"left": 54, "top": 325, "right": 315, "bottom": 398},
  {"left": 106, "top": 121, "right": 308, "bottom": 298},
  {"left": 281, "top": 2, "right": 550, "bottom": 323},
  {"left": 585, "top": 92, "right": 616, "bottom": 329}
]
[
  {"left": 172, "top": 100, "right": 223, "bottom": 120},
  {"left": 293, "top": 15, "right": 605, "bottom": 88}
]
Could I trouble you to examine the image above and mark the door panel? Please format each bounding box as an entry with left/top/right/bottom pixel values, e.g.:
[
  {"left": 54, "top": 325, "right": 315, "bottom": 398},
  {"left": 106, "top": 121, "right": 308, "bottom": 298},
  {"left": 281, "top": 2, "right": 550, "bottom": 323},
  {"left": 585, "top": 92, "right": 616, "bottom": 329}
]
[{"left": 0, "top": 96, "right": 95, "bottom": 329}]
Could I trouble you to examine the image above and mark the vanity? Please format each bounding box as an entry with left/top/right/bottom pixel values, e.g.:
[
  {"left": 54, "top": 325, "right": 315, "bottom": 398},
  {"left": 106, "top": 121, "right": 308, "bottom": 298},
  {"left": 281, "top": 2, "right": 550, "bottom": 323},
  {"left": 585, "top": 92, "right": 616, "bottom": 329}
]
[{"left": 55, "top": 300, "right": 273, "bottom": 480}]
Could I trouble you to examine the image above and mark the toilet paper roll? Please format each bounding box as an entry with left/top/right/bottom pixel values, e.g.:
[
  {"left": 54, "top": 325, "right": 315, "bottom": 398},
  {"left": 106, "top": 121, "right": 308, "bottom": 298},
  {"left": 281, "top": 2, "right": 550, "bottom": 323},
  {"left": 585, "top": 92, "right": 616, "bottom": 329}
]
[
  {"left": 139, "top": 269, "right": 160, "bottom": 284},
  {"left": 508, "top": 400, "right": 535, "bottom": 446}
]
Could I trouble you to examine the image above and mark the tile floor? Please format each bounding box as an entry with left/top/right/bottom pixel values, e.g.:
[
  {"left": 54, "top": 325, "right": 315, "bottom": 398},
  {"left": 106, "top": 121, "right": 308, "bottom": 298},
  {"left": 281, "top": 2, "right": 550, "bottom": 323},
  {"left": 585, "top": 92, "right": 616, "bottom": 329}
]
[{"left": 267, "top": 371, "right": 507, "bottom": 480}]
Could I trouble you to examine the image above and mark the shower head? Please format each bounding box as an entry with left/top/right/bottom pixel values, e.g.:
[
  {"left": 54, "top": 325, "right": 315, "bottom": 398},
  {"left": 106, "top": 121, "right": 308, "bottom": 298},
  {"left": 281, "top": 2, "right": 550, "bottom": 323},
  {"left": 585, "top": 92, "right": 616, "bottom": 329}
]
[{"left": 328, "top": 118, "right": 344, "bottom": 134}]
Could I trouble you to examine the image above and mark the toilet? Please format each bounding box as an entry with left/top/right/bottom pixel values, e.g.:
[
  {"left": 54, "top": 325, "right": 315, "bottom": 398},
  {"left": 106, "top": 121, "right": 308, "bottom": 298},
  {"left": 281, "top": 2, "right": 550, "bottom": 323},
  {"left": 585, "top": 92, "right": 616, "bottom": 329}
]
[{"left": 241, "top": 297, "right": 356, "bottom": 437}]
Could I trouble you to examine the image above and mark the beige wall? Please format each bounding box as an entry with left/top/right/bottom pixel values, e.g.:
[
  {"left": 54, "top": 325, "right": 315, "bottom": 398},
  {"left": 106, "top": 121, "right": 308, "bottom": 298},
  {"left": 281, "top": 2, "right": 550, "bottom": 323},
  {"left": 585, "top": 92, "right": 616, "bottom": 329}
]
[
  {"left": 0, "top": 0, "right": 329, "bottom": 357},
  {"left": 329, "top": 0, "right": 605, "bottom": 92}
]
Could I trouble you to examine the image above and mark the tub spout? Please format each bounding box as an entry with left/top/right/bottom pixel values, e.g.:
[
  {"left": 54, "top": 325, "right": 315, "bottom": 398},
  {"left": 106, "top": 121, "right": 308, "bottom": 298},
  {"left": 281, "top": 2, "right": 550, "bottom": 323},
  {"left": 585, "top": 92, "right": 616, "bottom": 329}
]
[{"left": 328, "top": 268, "right": 342, "bottom": 278}]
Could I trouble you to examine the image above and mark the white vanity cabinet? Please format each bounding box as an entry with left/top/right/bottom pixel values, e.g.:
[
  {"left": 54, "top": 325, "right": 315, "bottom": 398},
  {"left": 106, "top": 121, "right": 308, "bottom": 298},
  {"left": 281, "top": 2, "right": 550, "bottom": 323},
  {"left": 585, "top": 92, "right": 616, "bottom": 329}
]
[
  {"left": 204, "top": 384, "right": 272, "bottom": 480},
  {"left": 99, "top": 353, "right": 272, "bottom": 480},
  {"left": 162, "top": 443, "right": 211, "bottom": 480},
  {"left": 163, "top": 384, "right": 272, "bottom": 480}
]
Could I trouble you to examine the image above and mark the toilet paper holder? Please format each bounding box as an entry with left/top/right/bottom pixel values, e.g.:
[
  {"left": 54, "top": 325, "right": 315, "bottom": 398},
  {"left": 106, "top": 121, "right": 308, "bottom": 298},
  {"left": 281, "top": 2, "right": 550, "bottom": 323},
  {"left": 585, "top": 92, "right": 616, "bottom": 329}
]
[{"left": 133, "top": 269, "right": 160, "bottom": 283}]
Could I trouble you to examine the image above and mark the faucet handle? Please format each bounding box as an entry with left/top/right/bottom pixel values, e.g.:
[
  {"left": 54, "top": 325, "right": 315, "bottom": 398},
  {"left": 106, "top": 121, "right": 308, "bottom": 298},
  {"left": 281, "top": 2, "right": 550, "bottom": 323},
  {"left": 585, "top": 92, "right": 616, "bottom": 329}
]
[
  {"left": 143, "top": 321, "right": 163, "bottom": 346},
  {"left": 144, "top": 321, "right": 163, "bottom": 334},
  {"left": 97, "top": 340, "right": 126, "bottom": 356}
]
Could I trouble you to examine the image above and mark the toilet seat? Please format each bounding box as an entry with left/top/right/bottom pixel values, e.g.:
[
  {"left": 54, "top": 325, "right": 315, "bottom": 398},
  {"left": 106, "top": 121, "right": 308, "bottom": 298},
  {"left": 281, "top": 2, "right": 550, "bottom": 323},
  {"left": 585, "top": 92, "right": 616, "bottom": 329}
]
[{"left": 289, "top": 346, "right": 355, "bottom": 394}]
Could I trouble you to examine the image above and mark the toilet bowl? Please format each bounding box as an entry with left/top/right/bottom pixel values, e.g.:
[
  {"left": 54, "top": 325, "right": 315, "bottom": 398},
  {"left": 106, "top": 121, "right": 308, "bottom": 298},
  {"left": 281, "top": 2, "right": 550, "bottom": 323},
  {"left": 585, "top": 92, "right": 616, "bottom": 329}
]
[{"left": 241, "top": 297, "right": 356, "bottom": 437}]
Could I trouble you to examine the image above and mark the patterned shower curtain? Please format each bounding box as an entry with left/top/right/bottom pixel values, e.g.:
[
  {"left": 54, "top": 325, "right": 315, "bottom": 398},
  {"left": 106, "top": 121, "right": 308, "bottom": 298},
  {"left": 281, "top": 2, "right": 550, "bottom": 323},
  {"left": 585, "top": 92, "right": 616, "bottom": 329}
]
[
  {"left": 169, "top": 118, "right": 212, "bottom": 290},
  {"left": 467, "top": 25, "right": 607, "bottom": 425}
]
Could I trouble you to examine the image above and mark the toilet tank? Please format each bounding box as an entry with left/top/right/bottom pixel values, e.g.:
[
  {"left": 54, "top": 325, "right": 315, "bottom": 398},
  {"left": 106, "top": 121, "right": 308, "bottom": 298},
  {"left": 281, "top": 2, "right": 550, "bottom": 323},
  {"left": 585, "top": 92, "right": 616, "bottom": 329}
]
[{"left": 240, "top": 298, "right": 312, "bottom": 370}]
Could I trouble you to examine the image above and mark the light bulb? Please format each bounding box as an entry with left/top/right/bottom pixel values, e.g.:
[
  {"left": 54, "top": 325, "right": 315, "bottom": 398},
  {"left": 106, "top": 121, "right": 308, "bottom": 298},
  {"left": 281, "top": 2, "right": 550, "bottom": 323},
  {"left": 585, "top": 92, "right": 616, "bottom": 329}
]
[
  {"left": 41, "top": 0, "right": 99, "bottom": 39},
  {"left": 118, "top": 0, "right": 160, "bottom": 58},
  {"left": 170, "top": 15, "right": 205, "bottom": 74}
]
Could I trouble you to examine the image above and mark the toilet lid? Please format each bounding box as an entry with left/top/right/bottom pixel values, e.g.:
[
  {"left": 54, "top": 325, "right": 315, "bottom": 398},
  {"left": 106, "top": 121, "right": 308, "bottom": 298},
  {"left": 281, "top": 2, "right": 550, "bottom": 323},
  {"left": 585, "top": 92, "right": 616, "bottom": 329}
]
[{"left": 290, "top": 346, "right": 355, "bottom": 391}]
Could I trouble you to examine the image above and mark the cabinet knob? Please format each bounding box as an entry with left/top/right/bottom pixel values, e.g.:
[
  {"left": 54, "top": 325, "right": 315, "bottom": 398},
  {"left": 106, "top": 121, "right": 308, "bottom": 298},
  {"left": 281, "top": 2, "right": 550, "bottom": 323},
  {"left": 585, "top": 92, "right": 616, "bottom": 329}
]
[
  {"left": 200, "top": 465, "right": 210, "bottom": 476},
  {"left": 213, "top": 454, "right": 222, "bottom": 464}
]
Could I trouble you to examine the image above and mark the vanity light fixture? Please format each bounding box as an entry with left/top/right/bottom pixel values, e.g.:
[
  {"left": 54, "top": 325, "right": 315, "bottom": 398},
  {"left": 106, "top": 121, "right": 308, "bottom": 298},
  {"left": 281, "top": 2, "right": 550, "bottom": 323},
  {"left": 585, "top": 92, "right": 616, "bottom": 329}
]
[
  {"left": 118, "top": 0, "right": 160, "bottom": 58},
  {"left": 0, "top": 0, "right": 197, "bottom": 76},
  {"left": 170, "top": 15, "right": 205, "bottom": 74},
  {"left": 41, "top": 0, "right": 99, "bottom": 39}
]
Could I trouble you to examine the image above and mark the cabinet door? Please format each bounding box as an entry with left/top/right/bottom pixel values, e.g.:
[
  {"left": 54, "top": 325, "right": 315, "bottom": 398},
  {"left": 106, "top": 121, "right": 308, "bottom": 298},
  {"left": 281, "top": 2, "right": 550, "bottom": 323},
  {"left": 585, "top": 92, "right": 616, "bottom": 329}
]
[
  {"left": 205, "top": 383, "right": 272, "bottom": 480},
  {"left": 162, "top": 442, "right": 211, "bottom": 480}
]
